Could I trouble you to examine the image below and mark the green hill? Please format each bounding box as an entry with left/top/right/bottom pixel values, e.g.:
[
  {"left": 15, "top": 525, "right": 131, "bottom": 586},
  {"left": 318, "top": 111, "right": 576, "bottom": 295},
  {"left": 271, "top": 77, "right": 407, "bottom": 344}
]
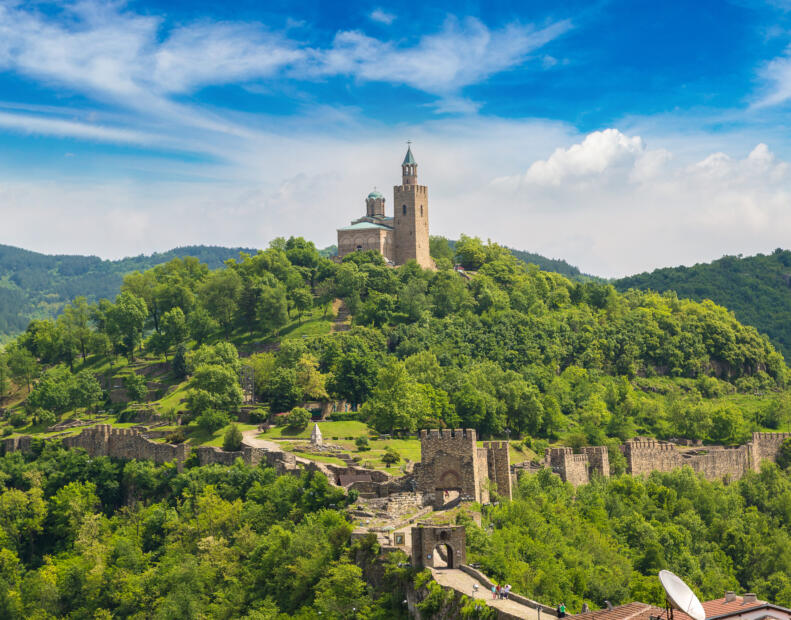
[
  {"left": 0, "top": 244, "right": 256, "bottom": 341},
  {"left": 614, "top": 249, "right": 791, "bottom": 361}
]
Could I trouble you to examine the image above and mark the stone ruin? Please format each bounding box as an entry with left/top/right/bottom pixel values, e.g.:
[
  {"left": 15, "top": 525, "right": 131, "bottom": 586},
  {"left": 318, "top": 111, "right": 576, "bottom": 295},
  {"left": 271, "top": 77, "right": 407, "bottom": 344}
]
[
  {"left": 411, "top": 525, "right": 466, "bottom": 569},
  {"left": 414, "top": 429, "right": 512, "bottom": 507},
  {"left": 544, "top": 432, "right": 791, "bottom": 486}
]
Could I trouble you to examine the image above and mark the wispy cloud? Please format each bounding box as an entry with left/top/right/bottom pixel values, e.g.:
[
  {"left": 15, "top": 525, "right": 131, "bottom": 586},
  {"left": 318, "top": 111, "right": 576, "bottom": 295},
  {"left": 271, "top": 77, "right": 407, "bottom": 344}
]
[
  {"left": 755, "top": 46, "right": 791, "bottom": 106},
  {"left": 309, "top": 17, "right": 572, "bottom": 96},
  {"left": 369, "top": 9, "right": 396, "bottom": 25}
]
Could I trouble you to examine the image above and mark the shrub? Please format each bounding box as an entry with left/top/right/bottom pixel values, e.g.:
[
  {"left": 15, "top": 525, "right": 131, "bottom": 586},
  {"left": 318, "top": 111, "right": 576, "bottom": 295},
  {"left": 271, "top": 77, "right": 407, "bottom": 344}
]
[
  {"left": 223, "top": 424, "right": 243, "bottom": 451},
  {"left": 777, "top": 437, "right": 791, "bottom": 469},
  {"left": 9, "top": 412, "right": 28, "bottom": 428},
  {"left": 165, "top": 428, "right": 187, "bottom": 444},
  {"left": 2, "top": 427, "right": 12, "bottom": 437},
  {"left": 355, "top": 436, "right": 370, "bottom": 452},
  {"left": 328, "top": 411, "right": 361, "bottom": 422},
  {"left": 381, "top": 446, "right": 400, "bottom": 465},
  {"left": 196, "top": 408, "right": 230, "bottom": 433},
  {"left": 34, "top": 408, "right": 57, "bottom": 428},
  {"left": 285, "top": 407, "right": 311, "bottom": 431},
  {"left": 124, "top": 373, "right": 148, "bottom": 402}
]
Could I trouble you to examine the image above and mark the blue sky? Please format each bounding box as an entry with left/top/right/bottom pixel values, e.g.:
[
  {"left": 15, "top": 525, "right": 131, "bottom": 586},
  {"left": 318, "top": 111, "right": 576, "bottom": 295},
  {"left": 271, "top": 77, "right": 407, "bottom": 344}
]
[{"left": 2, "top": 0, "right": 791, "bottom": 276}]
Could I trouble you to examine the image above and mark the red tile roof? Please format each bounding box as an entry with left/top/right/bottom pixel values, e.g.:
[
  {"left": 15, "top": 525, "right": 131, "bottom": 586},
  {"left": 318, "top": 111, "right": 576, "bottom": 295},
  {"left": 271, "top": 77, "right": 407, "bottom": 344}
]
[{"left": 575, "top": 596, "right": 772, "bottom": 620}]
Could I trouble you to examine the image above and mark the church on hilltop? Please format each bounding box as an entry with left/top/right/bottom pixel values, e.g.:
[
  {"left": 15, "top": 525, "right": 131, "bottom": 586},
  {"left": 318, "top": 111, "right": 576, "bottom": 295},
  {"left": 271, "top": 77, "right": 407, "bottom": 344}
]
[{"left": 337, "top": 145, "right": 434, "bottom": 269}]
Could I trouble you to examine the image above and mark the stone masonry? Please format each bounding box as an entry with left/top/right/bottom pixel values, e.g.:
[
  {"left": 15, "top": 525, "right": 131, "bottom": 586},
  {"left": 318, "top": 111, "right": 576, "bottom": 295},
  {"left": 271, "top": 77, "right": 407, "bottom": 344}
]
[
  {"left": 548, "top": 432, "right": 791, "bottom": 486},
  {"left": 411, "top": 525, "right": 466, "bottom": 569},
  {"left": 415, "top": 429, "right": 512, "bottom": 507}
]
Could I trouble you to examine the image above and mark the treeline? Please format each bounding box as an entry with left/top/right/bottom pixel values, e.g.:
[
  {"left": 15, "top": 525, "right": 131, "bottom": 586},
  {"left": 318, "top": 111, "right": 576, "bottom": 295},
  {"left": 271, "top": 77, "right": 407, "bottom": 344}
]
[
  {"left": 0, "top": 446, "right": 416, "bottom": 618},
  {"left": 0, "top": 244, "right": 256, "bottom": 342},
  {"left": 615, "top": 249, "right": 791, "bottom": 362},
  {"left": 471, "top": 463, "right": 791, "bottom": 612},
  {"left": 2, "top": 235, "right": 788, "bottom": 444}
]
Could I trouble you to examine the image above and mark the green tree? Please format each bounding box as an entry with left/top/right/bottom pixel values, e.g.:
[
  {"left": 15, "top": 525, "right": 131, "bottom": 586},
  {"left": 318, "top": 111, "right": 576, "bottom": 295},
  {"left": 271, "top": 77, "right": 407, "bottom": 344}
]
[
  {"left": 290, "top": 288, "right": 313, "bottom": 325},
  {"left": 106, "top": 291, "right": 148, "bottom": 361},
  {"left": 69, "top": 370, "right": 103, "bottom": 413},
  {"left": 124, "top": 373, "right": 148, "bottom": 402},
  {"left": 187, "top": 306, "right": 218, "bottom": 345},
  {"left": 6, "top": 344, "right": 38, "bottom": 393},
  {"left": 0, "top": 353, "right": 9, "bottom": 403},
  {"left": 314, "top": 562, "right": 372, "bottom": 619},
  {"left": 223, "top": 424, "right": 243, "bottom": 451},
  {"left": 285, "top": 407, "right": 311, "bottom": 431},
  {"left": 361, "top": 361, "right": 431, "bottom": 433},
  {"left": 200, "top": 269, "right": 243, "bottom": 337},
  {"left": 258, "top": 285, "right": 289, "bottom": 335},
  {"left": 454, "top": 234, "right": 487, "bottom": 270},
  {"left": 61, "top": 297, "right": 93, "bottom": 363}
]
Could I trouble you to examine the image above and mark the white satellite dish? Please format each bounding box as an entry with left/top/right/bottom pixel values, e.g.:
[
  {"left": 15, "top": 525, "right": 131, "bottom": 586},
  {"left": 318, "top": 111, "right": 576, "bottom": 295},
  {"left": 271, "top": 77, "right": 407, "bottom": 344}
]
[{"left": 659, "top": 570, "right": 706, "bottom": 620}]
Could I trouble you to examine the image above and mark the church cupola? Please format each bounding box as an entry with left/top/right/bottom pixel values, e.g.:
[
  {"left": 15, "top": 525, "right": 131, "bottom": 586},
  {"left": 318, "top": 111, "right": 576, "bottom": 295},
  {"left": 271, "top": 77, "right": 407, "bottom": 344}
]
[
  {"left": 365, "top": 189, "right": 385, "bottom": 218},
  {"left": 402, "top": 144, "right": 417, "bottom": 185}
]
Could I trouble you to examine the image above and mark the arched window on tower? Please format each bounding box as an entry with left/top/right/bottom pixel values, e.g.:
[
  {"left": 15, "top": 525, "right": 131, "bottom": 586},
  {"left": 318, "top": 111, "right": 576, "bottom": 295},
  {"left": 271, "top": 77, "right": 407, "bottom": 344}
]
[
  {"left": 420, "top": 205, "right": 423, "bottom": 217},
  {"left": 402, "top": 204, "right": 407, "bottom": 215}
]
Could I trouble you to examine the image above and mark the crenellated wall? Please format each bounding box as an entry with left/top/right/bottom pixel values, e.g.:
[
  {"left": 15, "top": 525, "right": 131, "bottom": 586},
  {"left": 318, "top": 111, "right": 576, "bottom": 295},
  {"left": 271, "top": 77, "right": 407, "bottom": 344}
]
[{"left": 545, "top": 432, "right": 791, "bottom": 486}]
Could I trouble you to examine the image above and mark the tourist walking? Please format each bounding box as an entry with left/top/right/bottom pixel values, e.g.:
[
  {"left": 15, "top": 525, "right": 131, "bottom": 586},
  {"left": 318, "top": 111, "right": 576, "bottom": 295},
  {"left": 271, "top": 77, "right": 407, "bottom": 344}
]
[{"left": 492, "top": 585, "right": 497, "bottom": 599}]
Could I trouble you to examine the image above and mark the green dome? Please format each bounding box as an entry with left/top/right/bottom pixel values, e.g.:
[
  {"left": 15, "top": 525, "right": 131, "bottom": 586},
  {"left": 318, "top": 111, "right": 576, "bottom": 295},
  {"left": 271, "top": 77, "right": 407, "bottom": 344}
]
[{"left": 367, "top": 190, "right": 384, "bottom": 200}]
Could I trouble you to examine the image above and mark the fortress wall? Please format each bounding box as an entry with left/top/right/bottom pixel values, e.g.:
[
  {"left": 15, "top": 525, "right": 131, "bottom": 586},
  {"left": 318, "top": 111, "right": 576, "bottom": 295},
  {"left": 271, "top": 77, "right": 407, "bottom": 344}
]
[
  {"left": 581, "top": 446, "right": 610, "bottom": 478},
  {"left": 682, "top": 445, "right": 751, "bottom": 480},
  {"left": 484, "top": 441, "right": 512, "bottom": 499},
  {"left": 751, "top": 432, "right": 791, "bottom": 469},
  {"left": 548, "top": 447, "right": 590, "bottom": 486},
  {"left": 419, "top": 429, "right": 477, "bottom": 462},
  {"left": 622, "top": 439, "right": 683, "bottom": 476},
  {"left": 196, "top": 446, "right": 243, "bottom": 466}
]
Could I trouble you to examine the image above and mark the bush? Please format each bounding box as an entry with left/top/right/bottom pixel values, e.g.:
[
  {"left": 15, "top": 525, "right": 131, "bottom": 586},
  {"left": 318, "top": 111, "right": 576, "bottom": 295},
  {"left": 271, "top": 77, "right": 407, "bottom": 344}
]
[
  {"left": 223, "top": 424, "right": 243, "bottom": 451},
  {"left": 124, "top": 373, "right": 148, "bottom": 402},
  {"left": 34, "top": 408, "right": 57, "bottom": 428},
  {"left": 165, "top": 428, "right": 187, "bottom": 444},
  {"left": 9, "top": 411, "right": 28, "bottom": 428},
  {"left": 777, "top": 438, "right": 791, "bottom": 469},
  {"left": 2, "top": 427, "right": 11, "bottom": 436},
  {"left": 196, "top": 408, "right": 230, "bottom": 433},
  {"left": 328, "top": 411, "right": 361, "bottom": 422},
  {"left": 355, "top": 436, "right": 370, "bottom": 452},
  {"left": 381, "top": 446, "right": 400, "bottom": 465},
  {"left": 285, "top": 407, "right": 311, "bottom": 431}
]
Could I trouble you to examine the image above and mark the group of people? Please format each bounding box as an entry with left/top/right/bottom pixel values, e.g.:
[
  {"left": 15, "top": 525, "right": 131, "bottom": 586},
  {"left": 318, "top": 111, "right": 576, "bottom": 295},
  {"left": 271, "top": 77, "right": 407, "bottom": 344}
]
[
  {"left": 557, "top": 602, "right": 567, "bottom": 617},
  {"left": 492, "top": 584, "right": 511, "bottom": 599}
]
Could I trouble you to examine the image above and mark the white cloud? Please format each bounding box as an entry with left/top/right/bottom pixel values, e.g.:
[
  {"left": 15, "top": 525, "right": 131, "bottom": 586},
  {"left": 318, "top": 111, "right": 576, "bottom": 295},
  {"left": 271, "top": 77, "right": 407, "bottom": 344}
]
[
  {"left": 0, "top": 110, "right": 154, "bottom": 144},
  {"left": 369, "top": 9, "right": 396, "bottom": 25},
  {"left": 487, "top": 130, "right": 791, "bottom": 276},
  {"left": 524, "top": 129, "right": 646, "bottom": 185},
  {"left": 311, "top": 17, "right": 572, "bottom": 95}
]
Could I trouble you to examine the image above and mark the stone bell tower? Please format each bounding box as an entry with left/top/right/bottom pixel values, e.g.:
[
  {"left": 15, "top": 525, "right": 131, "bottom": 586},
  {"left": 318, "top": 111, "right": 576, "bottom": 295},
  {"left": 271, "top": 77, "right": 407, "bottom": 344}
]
[{"left": 393, "top": 144, "right": 433, "bottom": 269}]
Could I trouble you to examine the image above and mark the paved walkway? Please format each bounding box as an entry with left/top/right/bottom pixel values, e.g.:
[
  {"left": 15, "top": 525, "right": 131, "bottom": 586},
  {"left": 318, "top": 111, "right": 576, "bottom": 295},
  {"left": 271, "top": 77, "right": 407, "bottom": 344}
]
[
  {"left": 240, "top": 430, "right": 315, "bottom": 466},
  {"left": 430, "top": 568, "right": 542, "bottom": 620}
]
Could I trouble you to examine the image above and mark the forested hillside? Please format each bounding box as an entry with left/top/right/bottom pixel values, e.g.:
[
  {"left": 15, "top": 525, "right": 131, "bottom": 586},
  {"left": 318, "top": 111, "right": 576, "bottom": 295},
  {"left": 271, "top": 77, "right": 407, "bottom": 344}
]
[
  {"left": 615, "top": 249, "right": 791, "bottom": 361},
  {"left": 2, "top": 234, "right": 791, "bottom": 615},
  {"left": 0, "top": 244, "right": 255, "bottom": 341}
]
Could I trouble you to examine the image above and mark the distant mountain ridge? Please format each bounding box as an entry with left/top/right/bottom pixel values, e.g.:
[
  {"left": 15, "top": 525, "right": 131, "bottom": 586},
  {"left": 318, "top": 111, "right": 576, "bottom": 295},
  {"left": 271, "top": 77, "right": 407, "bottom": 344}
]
[
  {"left": 0, "top": 244, "right": 256, "bottom": 341},
  {"left": 614, "top": 249, "right": 791, "bottom": 361}
]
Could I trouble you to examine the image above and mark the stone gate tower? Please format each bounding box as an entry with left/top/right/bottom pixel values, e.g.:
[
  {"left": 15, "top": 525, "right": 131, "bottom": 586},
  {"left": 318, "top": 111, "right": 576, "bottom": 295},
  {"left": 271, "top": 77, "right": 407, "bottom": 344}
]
[{"left": 393, "top": 146, "right": 433, "bottom": 269}]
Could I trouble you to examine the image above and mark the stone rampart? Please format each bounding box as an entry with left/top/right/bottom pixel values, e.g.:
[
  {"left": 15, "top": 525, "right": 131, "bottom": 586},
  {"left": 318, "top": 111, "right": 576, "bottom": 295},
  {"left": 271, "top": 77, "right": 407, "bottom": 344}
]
[
  {"left": 59, "top": 425, "right": 190, "bottom": 468},
  {"left": 483, "top": 441, "right": 512, "bottom": 500},
  {"left": 548, "top": 447, "right": 590, "bottom": 486}
]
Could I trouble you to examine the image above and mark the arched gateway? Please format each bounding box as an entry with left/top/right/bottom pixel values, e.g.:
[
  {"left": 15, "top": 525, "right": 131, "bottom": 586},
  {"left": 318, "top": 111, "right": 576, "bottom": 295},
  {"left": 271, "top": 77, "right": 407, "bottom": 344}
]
[{"left": 411, "top": 525, "right": 466, "bottom": 570}]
